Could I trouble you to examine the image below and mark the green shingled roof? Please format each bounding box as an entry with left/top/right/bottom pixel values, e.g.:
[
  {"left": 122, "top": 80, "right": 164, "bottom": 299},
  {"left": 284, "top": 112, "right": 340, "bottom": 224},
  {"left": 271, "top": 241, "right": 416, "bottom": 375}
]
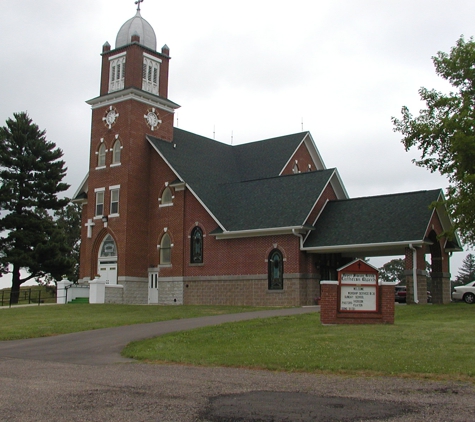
[
  {"left": 207, "top": 170, "right": 335, "bottom": 231},
  {"left": 148, "top": 128, "right": 329, "bottom": 231},
  {"left": 304, "top": 189, "right": 442, "bottom": 249}
]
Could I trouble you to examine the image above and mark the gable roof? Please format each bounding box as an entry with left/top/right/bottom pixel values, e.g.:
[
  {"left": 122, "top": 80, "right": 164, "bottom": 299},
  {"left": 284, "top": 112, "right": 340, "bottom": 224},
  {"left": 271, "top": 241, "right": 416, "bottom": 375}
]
[
  {"left": 303, "top": 189, "right": 461, "bottom": 256},
  {"left": 208, "top": 170, "right": 336, "bottom": 232},
  {"left": 148, "top": 128, "right": 338, "bottom": 233},
  {"left": 148, "top": 128, "right": 313, "bottom": 184}
]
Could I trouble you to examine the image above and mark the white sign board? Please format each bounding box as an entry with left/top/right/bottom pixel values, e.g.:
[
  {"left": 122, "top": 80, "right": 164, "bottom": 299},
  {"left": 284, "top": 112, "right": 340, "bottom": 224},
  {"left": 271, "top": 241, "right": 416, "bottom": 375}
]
[
  {"left": 340, "top": 286, "right": 377, "bottom": 311},
  {"left": 341, "top": 273, "right": 377, "bottom": 285}
]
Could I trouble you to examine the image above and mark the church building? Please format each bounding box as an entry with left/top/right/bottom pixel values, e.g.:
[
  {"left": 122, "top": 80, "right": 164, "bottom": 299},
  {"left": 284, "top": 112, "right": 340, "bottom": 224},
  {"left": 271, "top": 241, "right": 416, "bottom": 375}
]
[{"left": 73, "top": 4, "right": 462, "bottom": 306}]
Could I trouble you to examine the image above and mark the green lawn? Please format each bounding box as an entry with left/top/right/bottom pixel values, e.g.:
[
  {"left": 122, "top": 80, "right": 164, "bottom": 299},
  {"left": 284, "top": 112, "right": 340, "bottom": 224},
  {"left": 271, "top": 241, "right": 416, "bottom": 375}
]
[
  {"left": 122, "top": 303, "right": 475, "bottom": 382},
  {"left": 0, "top": 304, "right": 273, "bottom": 340}
]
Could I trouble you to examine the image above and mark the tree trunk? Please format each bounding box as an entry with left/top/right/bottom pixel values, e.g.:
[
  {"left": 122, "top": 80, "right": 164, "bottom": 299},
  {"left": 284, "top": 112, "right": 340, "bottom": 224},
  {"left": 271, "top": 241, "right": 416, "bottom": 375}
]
[{"left": 10, "top": 264, "right": 22, "bottom": 304}]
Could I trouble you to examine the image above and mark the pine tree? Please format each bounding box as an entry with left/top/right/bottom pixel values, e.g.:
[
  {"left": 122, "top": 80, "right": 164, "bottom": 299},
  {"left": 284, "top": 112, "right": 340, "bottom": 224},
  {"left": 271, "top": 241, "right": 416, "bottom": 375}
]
[
  {"left": 455, "top": 254, "right": 475, "bottom": 285},
  {"left": 0, "top": 112, "right": 70, "bottom": 303}
]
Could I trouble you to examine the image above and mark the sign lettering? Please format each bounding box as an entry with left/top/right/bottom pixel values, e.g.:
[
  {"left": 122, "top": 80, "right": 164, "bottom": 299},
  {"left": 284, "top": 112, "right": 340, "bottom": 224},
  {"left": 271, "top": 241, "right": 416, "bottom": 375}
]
[
  {"left": 341, "top": 273, "right": 377, "bottom": 285},
  {"left": 340, "top": 286, "right": 377, "bottom": 311}
]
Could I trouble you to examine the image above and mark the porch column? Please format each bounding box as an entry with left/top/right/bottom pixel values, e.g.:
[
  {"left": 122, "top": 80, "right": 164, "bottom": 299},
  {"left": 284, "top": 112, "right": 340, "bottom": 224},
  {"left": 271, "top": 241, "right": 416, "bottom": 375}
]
[{"left": 431, "top": 251, "right": 451, "bottom": 304}]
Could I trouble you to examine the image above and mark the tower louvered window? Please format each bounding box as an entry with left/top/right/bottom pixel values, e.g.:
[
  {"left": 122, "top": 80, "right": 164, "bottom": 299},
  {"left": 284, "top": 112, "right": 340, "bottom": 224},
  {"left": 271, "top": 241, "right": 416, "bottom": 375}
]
[
  {"left": 142, "top": 55, "right": 160, "bottom": 95},
  {"left": 109, "top": 54, "right": 126, "bottom": 93}
]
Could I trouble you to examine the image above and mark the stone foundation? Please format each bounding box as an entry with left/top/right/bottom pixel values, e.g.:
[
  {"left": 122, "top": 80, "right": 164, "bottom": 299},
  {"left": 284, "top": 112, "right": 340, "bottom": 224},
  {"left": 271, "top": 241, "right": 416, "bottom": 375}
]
[
  {"left": 157, "top": 278, "right": 184, "bottom": 305},
  {"left": 183, "top": 274, "right": 318, "bottom": 306}
]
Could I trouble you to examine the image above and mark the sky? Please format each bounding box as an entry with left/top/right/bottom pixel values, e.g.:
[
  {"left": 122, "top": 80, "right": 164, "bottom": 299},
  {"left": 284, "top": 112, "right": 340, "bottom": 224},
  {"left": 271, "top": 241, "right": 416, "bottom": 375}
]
[{"left": 1, "top": 0, "right": 474, "bottom": 288}]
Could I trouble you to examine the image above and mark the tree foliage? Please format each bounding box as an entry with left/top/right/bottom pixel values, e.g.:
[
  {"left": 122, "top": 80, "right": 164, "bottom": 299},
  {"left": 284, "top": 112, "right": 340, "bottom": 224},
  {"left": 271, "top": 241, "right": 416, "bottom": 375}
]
[
  {"left": 0, "top": 112, "right": 71, "bottom": 302},
  {"left": 392, "top": 36, "right": 475, "bottom": 245},
  {"left": 455, "top": 253, "right": 475, "bottom": 285},
  {"left": 378, "top": 258, "right": 406, "bottom": 284},
  {"left": 53, "top": 201, "right": 82, "bottom": 282}
]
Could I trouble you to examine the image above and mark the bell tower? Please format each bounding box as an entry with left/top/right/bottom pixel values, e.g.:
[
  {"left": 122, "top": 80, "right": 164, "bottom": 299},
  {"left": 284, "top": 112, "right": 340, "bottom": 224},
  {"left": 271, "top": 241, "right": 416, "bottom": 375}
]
[{"left": 78, "top": 2, "right": 179, "bottom": 292}]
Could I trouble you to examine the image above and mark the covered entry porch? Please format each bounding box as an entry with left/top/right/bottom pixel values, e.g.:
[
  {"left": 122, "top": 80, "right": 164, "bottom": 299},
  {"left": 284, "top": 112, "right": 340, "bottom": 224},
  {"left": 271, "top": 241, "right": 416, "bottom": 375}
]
[{"left": 303, "top": 189, "right": 462, "bottom": 304}]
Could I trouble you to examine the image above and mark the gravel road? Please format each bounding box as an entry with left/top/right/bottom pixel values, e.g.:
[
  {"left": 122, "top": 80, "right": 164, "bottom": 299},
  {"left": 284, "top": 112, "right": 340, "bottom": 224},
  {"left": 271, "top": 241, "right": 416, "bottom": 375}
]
[{"left": 0, "top": 360, "right": 473, "bottom": 421}]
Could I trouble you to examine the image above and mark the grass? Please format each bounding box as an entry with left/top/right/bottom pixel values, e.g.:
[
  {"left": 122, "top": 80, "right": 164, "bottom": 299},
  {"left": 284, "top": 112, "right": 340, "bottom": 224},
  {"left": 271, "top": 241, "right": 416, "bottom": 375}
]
[
  {"left": 0, "top": 304, "right": 274, "bottom": 340},
  {"left": 122, "top": 303, "right": 475, "bottom": 382}
]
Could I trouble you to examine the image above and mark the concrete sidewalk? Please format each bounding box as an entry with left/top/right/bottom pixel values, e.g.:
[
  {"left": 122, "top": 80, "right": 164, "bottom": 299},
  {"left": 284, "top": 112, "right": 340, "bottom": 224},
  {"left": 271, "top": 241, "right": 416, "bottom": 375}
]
[{"left": 0, "top": 306, "right": 319, "bottom": 365}]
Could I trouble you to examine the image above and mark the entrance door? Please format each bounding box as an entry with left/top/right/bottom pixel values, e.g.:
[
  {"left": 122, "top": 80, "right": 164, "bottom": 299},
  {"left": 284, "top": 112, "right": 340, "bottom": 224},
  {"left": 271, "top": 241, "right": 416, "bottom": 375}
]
[
  {"left": 148, "top": 271, "right": 159, "bottom": 304},
  {"left": 98, "top": 262, "right": 118, "bottom": 284},
  {"left": 98, "top": 234, "right": 118, "bottom": 284}
]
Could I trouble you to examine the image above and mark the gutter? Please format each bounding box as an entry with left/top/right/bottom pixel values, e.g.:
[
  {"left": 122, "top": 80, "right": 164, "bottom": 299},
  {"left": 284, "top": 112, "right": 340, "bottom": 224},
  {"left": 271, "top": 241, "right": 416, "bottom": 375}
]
[{"left": 409, "top": 243, "right": 419, "bottom": 304}]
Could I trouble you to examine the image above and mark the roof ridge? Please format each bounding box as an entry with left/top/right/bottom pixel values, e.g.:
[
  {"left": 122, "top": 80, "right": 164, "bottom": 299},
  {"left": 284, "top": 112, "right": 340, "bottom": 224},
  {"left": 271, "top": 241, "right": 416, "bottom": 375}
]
[
  {"left": 233, "top": 131, "right": 308, "bottom": 148},
  {"left": 330, "top": 188, "right": 442, "bottom": 203},
  {"left": 218, "top": 168, "right": 335, "bottom": 186}
]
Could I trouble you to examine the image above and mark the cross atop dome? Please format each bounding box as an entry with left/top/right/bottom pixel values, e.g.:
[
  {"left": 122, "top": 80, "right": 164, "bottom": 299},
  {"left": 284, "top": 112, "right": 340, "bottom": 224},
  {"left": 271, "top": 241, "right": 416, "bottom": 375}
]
[{"left": 135, "top": 0, "right": 143, "bottom": 12}]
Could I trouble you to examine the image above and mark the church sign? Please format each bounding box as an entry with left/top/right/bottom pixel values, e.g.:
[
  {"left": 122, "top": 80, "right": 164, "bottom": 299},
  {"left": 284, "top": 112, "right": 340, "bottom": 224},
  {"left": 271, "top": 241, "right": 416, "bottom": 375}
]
[
  {"left": 320, "top": 259, "right": 395, "bottom": 324},
  {"left": 339, "top": 261, "right": 379, "bottom": 313}
]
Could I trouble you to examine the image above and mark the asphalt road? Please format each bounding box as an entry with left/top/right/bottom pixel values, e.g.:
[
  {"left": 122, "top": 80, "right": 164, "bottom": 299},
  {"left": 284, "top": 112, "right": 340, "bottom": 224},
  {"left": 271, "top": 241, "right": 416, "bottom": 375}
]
[{"left": 0, "top": 306, "right": 474, "bottom": 421}]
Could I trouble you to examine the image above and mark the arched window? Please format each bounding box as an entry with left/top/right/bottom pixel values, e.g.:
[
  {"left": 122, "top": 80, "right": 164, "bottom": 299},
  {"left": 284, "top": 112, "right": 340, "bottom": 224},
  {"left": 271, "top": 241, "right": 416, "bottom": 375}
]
[
  {"left": 161, "top": 187, "right": 173, "bottom": 205},
  {"left": 292, "top": 163, "right": 299, "bottom": 174},
  {"left": 100, "top": 234, "right": 117, "bottom": 258},
  {"left": 97, "top": 144, "right": 106, "bottom": 167},
  {"left": 112, "top": 140, "right": 121, "bottom": 164},
  {"left": 268, "top": 249, "right": 283, "bottom": 290},
  {"left": 160, "top": 233, "right": 172, "bottom": 265},
  {"left": 190, "top": 227, "right": 203, "bottom": 263}
]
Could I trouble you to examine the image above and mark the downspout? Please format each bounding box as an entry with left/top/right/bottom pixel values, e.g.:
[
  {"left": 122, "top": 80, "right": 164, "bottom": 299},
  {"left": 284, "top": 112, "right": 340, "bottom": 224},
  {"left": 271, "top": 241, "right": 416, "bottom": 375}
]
[
  {"left": 409, "top": 244, "right": 419, "bottom": 304},
  {"left": 292, "top": 229, "right": 304, "bottom": 249}
]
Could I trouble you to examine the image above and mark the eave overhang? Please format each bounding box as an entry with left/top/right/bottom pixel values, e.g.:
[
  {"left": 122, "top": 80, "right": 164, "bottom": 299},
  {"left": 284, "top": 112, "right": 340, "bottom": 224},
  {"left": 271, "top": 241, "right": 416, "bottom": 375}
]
[
  {"left": 211, "top": 225, "right": 314, "bottom": 240},
  {"left": 87, "top": 87, "right": 180, "bottom": 113},
  {"left": 302, "top": 239, "right": 428, "bottom": 258},
  {"left": 71, "top": 173, "right": 89, "bottom": 204}
]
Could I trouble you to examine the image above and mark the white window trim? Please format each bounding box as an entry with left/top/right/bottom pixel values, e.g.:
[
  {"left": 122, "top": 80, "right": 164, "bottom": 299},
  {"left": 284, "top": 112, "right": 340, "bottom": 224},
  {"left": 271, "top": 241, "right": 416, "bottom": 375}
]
[
  {"left": 109, "top": 186, "right": 120, "bottom": 216},
  {"left": 110, "top": 163, "right": 121, "bottom": 168},
  {"left": 143, "top": 52, "right": 162, "bottom": 63},
  {"left": 94, "top": 188, "right": 105, "bottom": 218},
  {"left": 159, "top": 203, "right": 174, "bottom": 208},
  {"left": 109, "top": 52, "right": 127, "bottom": 61}
]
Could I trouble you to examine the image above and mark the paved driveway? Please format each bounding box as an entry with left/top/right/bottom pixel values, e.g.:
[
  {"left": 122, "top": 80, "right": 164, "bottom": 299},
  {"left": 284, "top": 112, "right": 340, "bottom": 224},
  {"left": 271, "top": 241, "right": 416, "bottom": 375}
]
[{"left": 0, "top": 306, "right": 474, "bottom": 421}]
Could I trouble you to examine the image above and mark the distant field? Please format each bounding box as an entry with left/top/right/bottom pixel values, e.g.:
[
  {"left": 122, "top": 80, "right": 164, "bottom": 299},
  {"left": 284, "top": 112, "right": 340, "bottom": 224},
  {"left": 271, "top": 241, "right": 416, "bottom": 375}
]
[
  {"left": 0, "top": 286, "right": 57, "bottom": 307},
  {"left": 122, "top": 303, "right": 475, "bottom": 382}
]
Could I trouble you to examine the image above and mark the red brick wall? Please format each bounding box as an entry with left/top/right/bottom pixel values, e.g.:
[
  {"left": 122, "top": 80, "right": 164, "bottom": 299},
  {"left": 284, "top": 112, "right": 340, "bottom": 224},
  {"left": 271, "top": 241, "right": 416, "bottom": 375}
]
[{"left": 281, "top": 140, "right": 315, "bottom": 174}]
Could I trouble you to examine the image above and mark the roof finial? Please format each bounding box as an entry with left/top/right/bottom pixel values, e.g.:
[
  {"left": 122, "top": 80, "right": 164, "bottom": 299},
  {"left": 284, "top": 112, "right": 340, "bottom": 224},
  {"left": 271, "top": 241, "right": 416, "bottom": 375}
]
[{"left": 135, "top": 0, "right": 143, "bottom": 12}]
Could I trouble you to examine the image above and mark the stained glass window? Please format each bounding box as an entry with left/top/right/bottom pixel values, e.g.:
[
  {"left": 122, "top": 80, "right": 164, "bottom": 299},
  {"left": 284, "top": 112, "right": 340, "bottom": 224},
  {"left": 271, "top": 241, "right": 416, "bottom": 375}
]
[{"left": 268, "top": 249, "right": 283, "bottom": 290}]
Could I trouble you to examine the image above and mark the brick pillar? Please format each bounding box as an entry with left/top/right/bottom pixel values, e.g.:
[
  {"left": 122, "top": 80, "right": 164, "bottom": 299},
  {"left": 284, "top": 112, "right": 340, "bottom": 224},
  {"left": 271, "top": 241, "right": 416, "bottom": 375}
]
[
  {"left": 431, "top": 272, "right": 452, "bottom": 304},
  {"left": 320, "top": 280, "right": 338, "bottom": 324},
  {"left": 380, "top": 283, "right": 395, "bottom": 324}
]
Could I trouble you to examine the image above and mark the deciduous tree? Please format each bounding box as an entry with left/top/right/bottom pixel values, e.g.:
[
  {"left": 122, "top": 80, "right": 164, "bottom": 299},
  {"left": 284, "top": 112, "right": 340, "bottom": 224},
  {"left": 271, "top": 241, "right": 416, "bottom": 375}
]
[
  {"left": 378, "top": 258, "right": 406, "bottom": 284},
  {"left": 392, "top": 36, "right": 475, "bottom": 245}
]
